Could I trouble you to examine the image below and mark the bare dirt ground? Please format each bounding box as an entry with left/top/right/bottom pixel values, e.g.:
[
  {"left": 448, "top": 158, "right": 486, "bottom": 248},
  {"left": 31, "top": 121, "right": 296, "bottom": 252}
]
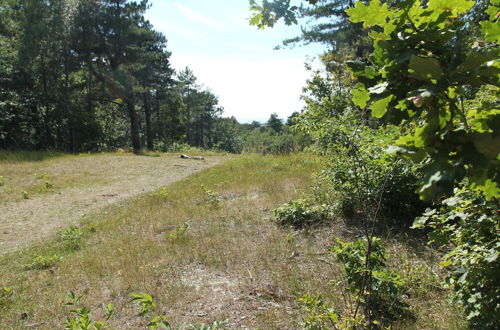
[{"left": 0, "top": 154, "right": 225, "bottom": 254}]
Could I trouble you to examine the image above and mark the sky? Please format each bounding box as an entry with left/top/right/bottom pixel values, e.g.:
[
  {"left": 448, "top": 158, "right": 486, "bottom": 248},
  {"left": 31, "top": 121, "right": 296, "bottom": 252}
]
[{"left": 145, "top": 0, "right": 325, "bottom": 123}]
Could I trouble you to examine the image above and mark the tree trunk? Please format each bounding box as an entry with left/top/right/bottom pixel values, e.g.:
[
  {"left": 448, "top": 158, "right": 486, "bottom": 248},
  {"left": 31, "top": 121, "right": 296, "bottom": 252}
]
[
  {"left": 143, "top": 91, "right": 153, "bottom": 150},
  {"left": 155, "top": 93, "right": 161, "bottom": 140},
  {"left": 127, "top": 99, "right": 141, "bottom": 154}
]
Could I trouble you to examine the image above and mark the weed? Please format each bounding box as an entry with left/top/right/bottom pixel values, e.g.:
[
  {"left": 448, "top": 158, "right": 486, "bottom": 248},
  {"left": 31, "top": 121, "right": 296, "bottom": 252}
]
[
  {"left": 131, "top": 293, "right": 170, "bottom": 328},
  {"left": 273, "top": 199, "right": 330, "bottom": 228},
  {"left": 200, "top": 184, "right": 222, "bottom": 207},
  {"left": 151, "top": 186, "right": 169, "bottom": 199},
  {"left": 44, "top": 179, "right": 55, "bottom": 189},
  {"left": 0, "top": 176, "right": 4, "bottom": 186},
  {"left": 168, "top": 223, "right": 189, "bottom": 240},
  {"left": 0, "top": 287, "right": 13, "bottom": 306},
  {"left": 22, "top": 190, "right": 29, "bottom": 199},
  {"left": 64, "top": 291, "right": 113, "bottom": 330},
  {"left": 24, "top": 255, "right": 61, "bottom": 270},
  {"left": 59, "top": 226, "right": 84, "bottom": 251}
]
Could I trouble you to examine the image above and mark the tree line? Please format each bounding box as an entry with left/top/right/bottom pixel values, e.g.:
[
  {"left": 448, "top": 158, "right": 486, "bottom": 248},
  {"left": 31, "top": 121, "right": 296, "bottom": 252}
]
[{"left": 0, "top": 0, "right": 246, "bottom": 154}]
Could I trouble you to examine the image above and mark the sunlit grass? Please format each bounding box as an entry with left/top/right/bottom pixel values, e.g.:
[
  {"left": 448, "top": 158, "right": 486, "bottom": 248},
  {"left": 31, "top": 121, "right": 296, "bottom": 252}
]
[{"left": 0, "top": 153, "right": 464, "bottom": 329}]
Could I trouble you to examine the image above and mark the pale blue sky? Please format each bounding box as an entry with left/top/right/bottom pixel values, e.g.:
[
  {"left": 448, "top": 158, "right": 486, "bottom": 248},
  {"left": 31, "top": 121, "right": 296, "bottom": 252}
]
[{"left": 145, "top": 0, "right": 325, "bottom": 123}]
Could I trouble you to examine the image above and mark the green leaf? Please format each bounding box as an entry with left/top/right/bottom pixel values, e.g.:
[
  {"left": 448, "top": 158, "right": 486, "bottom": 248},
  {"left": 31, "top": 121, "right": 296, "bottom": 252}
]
[
  {"left": 456, "top": 50, "right": 500, "bottom": 73},
  {"left": 352, "top": 87, "right": 370, "bottom": 108},
  {"left": 409, "top": 56, "right": 444, "bottom": 81},
  {"left": 427, "top": 0, "right": 474, "bottom": 17},
  {"left": 471, "top": 178, "right": 500, "bottom": 200},
  {"left": 480, "top": 21, "right": 500, "bottom": 43},
  {"left": 347, "top": 60, "right": 366, "bottom": 76},
  {"left": 370, "top": 95, "right": 393, "bottom": 118},
  {"left": 346, "top": 0, "right": 393, "bottom": 28},
  {"left": 249, "top": 12, "right": 264, "bottom": 28}
]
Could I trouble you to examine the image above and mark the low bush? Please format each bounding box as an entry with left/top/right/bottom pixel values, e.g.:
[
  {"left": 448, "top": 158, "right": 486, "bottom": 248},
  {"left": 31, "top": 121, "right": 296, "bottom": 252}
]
[
  {"left": 312, "top": 123, "right": 429, "bottom": 228},
  {"left": 59, "top": 226, "right": 84, "bottom": 251},
  {"left": 273, "top": 198, "right": 330, "bottom": 228},
  {"left": 332, "top": 237, "right": 408, "bottom": 321}
]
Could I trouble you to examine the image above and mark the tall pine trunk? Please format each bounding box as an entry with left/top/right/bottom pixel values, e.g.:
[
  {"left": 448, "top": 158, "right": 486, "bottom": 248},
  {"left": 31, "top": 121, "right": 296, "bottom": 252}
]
[
  {"left": 143, "top": 91, "right": 153, "bottom": 150},
  {"left": 127, "top": 98, "right": 141, "bottom": 154}
]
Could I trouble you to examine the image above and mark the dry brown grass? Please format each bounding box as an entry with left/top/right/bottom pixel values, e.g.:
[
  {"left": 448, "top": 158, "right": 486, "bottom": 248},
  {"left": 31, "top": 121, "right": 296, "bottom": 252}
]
[
  {"left": 0, "top": 153, "right": 464, "bottom": 329},
  {"left": 0, "top": 152, "right": 226, "bottom": 253}
]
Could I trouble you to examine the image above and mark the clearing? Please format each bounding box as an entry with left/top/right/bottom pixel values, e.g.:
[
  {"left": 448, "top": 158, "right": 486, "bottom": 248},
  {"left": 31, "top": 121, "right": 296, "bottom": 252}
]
[
  {"left": 0, "top": 154, "right": 462, "bottom": 329},
  {"left": 0, "top": 153, "right": 226, "bottom": 254}
]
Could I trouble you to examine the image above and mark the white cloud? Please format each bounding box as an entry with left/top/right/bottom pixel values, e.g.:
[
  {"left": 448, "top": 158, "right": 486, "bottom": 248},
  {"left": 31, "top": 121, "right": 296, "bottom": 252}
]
[
  {"left": 174, "top": 3, "right": 224, "bottom": 29},
  {"left": 171, "top": 54, "right": 311, "bottom": 122}
]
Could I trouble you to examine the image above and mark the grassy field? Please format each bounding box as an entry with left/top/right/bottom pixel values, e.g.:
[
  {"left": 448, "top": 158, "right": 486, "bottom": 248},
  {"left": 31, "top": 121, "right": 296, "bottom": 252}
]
[{"left": 0, "top": 153, "right": 464, "bottom": 329}]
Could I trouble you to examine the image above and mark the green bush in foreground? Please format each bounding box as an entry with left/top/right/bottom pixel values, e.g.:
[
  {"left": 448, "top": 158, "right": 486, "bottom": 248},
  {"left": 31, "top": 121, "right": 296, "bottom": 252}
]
[
  {"left": 332, "top": 237, "right": 407, "bottom": 322},
  {"left": 414, "top": 189, "right": 500, "bottom": 328}
]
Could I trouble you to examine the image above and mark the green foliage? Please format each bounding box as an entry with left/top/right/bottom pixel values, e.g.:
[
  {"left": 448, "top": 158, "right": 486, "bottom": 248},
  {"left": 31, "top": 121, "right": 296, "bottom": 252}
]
[
  {"left": 242, "top": 126, "right": 310, "bottom": 155},
  {"left": 168, "top": 223, "right": 189, "bottom": 240},
  {"left": 298, "top": 294, "right": 366, "bottom": 329},
  {"left": 200, "top": 184, "right": 222, "bottom": 207},
  {"left": 59, "top": 226, "right": 84, "bottom": 251},
  {"left": 332, "top": 237, "right": 407, "bottom": 320},
  {"left": 346, "top": 0, "right": 500, "bottom": 201},
  {"left": 64, "top": 291, "right": 114, "bottom": 330},
  {"left": 151, "top": 186, "right": 170, "bottom": 199},
  {"left": 0, "top": 176, "right": 4, "bottom": 186},
  {"left": 318, "top": 125, "right": 427, "bottom": 225},
  {"left": 0, "top": 287, "right": 13, "bottom": 307},
  {"left": 24, "top": 255, "right": 61, "bottom": 270},
  {"left": 413, "top": 189, "right": 500, "bottom": 328},
  {"left": 130, "top": 293, "right": 170, "bottom": 329},
  {"left": 298, "top": 294, "right": 341, "bottom": 329},
  {"left": 273, "top": 198, "right": 330, "bottom": 228}
]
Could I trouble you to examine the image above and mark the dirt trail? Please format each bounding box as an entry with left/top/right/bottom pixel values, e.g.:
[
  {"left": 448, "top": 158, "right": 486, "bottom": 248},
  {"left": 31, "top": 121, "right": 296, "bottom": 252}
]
[{"left": 0, "top": 154, "right": 225, "bottom": 254}]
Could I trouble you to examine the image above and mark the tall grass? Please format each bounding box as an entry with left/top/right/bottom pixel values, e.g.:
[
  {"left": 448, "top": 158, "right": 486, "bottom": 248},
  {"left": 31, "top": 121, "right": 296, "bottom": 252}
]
[{"left": 0, "top": 150, "right": 67, "bottom": 163}]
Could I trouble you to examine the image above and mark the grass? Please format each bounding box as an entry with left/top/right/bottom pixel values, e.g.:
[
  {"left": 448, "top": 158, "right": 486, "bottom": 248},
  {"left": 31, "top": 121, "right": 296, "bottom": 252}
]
[
  {"left": 0, "top": 150, "right": 223, "bottom": 204},
  {"left": 0, "top": 153, "right": 464, "bottom": 329}
]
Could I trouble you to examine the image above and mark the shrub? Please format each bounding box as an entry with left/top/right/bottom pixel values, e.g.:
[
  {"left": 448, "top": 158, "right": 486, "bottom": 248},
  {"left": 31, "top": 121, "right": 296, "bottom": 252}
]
[
  {"left": 413, "top": 189, "right": 500, "bottom": 328},
  {"left": 332, "top": 237, "right": 407, "bottom": 321},
  {"left": 273, "top": 199, "right": 330, "bottom": 228},
  {"left": 315, "top": 124, "right": 429, "bottom": 228},
  {"left": 59, "top": 226, "right": 84, "bottom": 251}
]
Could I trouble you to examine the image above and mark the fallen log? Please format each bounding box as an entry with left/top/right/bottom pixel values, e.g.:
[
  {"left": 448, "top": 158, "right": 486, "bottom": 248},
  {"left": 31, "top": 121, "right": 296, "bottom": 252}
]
[{"left": 180, "top": 154, "right": 205, "bottom": 160}]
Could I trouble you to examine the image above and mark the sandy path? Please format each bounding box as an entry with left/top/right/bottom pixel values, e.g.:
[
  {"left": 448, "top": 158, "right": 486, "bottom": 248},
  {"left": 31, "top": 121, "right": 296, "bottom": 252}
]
[{"left": 0, "top": 154, "right": 225, "bottom": 254}]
